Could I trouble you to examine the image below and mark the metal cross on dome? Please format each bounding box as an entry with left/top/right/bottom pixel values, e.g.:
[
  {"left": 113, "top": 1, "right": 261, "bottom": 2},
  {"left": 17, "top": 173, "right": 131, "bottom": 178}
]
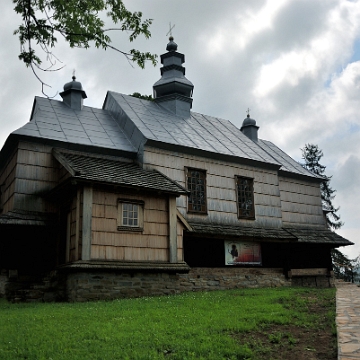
[
  {"left": 246, "top": 108, "right": 251, "bottom": 117},
  {"left": 166, "top": 22, "right": 175, "bottom": 37}
]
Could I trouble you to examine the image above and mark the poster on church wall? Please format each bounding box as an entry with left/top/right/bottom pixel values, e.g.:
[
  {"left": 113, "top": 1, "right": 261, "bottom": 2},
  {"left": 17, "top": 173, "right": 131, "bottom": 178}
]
[{"left": 224, "top": 241, "right": 262, "bottom": 265}]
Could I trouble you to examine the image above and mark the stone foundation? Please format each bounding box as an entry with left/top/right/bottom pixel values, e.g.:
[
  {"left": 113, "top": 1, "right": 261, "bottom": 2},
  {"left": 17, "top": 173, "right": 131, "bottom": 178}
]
[
  {"left": 65, "top": 267, "right": 291, "bottom": 302},
  {"left": 2, "top": 266, "right": 335, "bottom": 302}
]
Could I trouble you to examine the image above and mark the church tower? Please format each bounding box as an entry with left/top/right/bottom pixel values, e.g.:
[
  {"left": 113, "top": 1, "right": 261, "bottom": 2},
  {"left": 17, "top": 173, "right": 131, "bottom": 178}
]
[{"left": 153, "top": 36, "right": 194, "bottom": 118}]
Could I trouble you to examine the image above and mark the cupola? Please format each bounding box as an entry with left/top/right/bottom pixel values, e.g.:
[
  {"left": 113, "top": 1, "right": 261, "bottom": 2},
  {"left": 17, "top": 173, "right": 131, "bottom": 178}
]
[
  {"left": 153, "top": 36, "right": 194, "bottom": 118},
  {"left": 240, "top": 112, "right": 259, "bottom": 142},
  {"left": 60, "top": 76, "right": 87, "bottom": 110}
]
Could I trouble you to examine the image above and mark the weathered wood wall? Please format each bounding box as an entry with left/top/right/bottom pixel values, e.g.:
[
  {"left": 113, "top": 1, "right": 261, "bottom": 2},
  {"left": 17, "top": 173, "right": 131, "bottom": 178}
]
[
  {"left": 91, "top": 190, "right": 183, "bottom": 262},
  {"left": 9, "top": 142, "right": 58, "bottom": 213},
  {"left": 279, "top": 176, "right": 325, "bottom": 227},
  {"left": 143, "top": 146, "right": 283, "bottom": 228},
  {"left": 68, "top": 190, "right": 82, "bottom": 262},
  {"left": 0, "top": 148, "right": 18, "bottom": 214}
]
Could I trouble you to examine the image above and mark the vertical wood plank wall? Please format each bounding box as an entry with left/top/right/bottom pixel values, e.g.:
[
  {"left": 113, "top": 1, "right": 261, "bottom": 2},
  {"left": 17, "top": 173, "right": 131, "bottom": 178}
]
[
  {"left": 11, "top": 142, "right": 58, "bottom": 213},
  {"left": 168, "top": 197, "right": 177, "bottom": 263},
  {"left": 91, "top": 190, "right": 177, "bottom": 261},
  {"left": 82, "top": 186, "right": 93, "bottom": 260},
  {"left": 279, "top": 176, "right": 325, "bottom": 227},
  {"left": 143, "top": 147, "right": 283, "bottom": 228},
  {"left": 0, "top": 149, "right": 18, "bottom": 214},
  {"left": 69, "top": 192, "right": 82, "bottom": 262}
]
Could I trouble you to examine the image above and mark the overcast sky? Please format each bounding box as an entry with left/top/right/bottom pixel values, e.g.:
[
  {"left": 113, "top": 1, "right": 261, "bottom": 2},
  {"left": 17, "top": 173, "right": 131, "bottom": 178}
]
[{"left": 1, "top": 0, "right": 359, "bottom": 258}]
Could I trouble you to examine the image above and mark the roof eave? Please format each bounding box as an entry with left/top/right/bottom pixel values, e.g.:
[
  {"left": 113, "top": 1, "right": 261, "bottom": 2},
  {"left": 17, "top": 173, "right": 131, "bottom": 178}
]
[
  {"left": 278, "top": 169, "right": 324, "bottom": 183},
  {"left": 47, "top": 177, "right": 187, "bottom": 202}
]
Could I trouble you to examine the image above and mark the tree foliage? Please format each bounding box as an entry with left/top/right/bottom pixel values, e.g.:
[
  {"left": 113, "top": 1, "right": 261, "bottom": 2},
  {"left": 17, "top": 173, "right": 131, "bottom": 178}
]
[
  {"left": 301, "top": 143, "right": 343, "bottom": 229},
  {"left": 13, "top": 0, "right": 157, "bottom": 92},
  {"left": 130, "top": 92, "right": 153, "bottom": 101},
  {"left": 331, "top": 248, "right": 359, "bottom": 283},
  {"left": 301, "top": 144, "right": 358, "bottom": 281}
]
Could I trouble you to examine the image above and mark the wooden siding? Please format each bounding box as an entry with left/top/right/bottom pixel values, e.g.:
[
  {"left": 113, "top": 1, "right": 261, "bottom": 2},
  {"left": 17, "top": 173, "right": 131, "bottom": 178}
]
[
  {"left": 91, "top": 190, "right": 174, "bottom": 262},
  {"left": 143, "top": 146, "right": 283, "bottom": 228},
  {"left": 11, "top": 142, "right": 58, "bottom": 213},
  {"left": 177, "top": 220, "right": 184, "bottom": 261},
  {"left": 0, "top": 149, "right": 18, "bottom": 214},
  {"left": 279, "top": 176, "right": 325, "bottom": 227},
  {"left": 69, "top": 191, "right": 82, "bottom": 262}
]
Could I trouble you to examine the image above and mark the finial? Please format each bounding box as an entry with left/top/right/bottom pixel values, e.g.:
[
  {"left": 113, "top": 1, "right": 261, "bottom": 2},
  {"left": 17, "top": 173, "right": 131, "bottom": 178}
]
[
  {"left": 166, "top": 22, "right": 175, "bottom": 40},
  {"left": 246, "top": 108, "right": 251, "bottom": 118},
  {"left": 72, "top": 69, "right": 76, "bottom": 81}
]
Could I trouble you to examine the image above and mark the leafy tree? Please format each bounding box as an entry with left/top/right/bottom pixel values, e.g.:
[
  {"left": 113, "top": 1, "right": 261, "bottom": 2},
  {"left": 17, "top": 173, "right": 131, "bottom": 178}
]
[
  {"left": 13, "top": 0, "right": 157, "bottom": 93},
  {"left": 301, "top": 143, "right": 343, "bottom": 229},
  {"left": 130, "top": 92, "right": 153, "bottom": 101}
]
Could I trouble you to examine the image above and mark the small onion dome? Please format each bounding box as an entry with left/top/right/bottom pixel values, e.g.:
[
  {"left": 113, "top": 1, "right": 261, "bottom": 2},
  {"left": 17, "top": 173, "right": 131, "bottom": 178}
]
[
  {"left": 242, "top": 114, "right": 257, "bottom": 127},
  {"left": 63, "top": 76, "right": 84, "bottom": 92},
  {"left": 166, "top": 36, "right": 178, "bottom": 52}
]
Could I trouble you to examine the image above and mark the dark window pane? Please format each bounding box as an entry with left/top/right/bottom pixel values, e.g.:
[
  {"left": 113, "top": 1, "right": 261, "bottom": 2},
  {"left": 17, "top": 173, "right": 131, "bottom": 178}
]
[
  {"left": 187, "top": 169, "right": 207, "bottom": 213},
  {"left": 237, "top": 177, "right": 255, "bottom": 218}
]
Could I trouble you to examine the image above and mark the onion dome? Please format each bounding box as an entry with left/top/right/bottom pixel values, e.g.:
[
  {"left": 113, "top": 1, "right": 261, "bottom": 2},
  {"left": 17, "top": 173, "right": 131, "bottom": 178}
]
[
  {"left": 240, "top": 113, "right": 259, "bottom": 142},
  {"left": 166, "top": 36, "right": 178, "bottom": 51},
  {"left": 63, "top": 76, "right": 85, "bottom": 92},
  {"left": 60, "top": 76, "right": 87, "bottom": 111}
]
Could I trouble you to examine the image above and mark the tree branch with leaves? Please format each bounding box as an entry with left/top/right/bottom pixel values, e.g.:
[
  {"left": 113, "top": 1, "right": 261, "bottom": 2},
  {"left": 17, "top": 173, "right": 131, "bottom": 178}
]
[{"left": 13, "top": 0, "right": 157, "bottom": 95}]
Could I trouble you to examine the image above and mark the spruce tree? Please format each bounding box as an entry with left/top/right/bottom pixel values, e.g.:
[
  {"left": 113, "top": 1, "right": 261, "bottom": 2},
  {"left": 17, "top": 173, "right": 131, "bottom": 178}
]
[
  {"left": 301, "top": 144, "right": 353, "bottom": 281},
  {"left": 301, "top": 143, "right": 343, "bottom": 229}
]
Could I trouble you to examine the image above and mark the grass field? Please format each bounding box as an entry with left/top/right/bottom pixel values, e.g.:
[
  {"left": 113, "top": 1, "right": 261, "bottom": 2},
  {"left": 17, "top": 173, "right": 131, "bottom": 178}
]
[{"left": 0, "top": 287, "right": 336, "bottom": 360}]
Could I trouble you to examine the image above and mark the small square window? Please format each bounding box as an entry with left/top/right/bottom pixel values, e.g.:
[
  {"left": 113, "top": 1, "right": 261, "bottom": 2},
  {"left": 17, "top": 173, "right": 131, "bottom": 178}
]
[
  {"left": 236, "top": 176, "right": 255, "bottom": 219},
  {"left": 186, "top": 168, "right": 207, "bottom": 214},
  {"left": 117, "top": 199, "right": 144, "bottom": 232}
]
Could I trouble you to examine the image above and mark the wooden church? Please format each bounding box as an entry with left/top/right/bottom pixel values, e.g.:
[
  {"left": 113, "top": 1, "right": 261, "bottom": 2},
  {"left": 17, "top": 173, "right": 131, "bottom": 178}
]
[{"left": 0, "top": 37, "right": 352, "bottom": 301}]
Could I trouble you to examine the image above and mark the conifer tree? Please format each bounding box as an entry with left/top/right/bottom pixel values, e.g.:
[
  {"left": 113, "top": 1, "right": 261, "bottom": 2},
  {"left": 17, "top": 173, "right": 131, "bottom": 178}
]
[
  {"left": 301, "top": 143, "right": 343, "bottom": 229},
  {"left": 301, "top": 144, "right": 354, "bottom": 281}
]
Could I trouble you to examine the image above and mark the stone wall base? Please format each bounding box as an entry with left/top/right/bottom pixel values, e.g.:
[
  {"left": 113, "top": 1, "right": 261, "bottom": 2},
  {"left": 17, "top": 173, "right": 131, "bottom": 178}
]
[
  {"left": 65, "top": 267, "right": 291, "bottom": 302},
  {"left": 2, "top": 267, "right": 335, "bottom": 302}
]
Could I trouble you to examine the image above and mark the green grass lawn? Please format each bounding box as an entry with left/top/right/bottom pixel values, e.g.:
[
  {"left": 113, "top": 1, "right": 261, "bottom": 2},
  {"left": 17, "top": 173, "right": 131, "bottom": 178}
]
[{"left": 0, "top": 287, "right": 336, "bottom": 360}]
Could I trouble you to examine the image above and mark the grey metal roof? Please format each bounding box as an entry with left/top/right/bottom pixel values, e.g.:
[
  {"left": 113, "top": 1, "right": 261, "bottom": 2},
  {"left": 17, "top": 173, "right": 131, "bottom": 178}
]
[
  {"left": 104, "top": 92, "right": 281, "bottom": 166},
  {"left": 8, "top": 94, "right": 320, "bottom": 180},
  {"left": 257, "top": 140, "right": 323, "bottom": 179},
  {"left": 186, "top": 221, "right": 297, "bottom": 241},
  {"left": 13, "top": 97, "right": 136, "bottom": 153},
  {"left": 53, "top": 150, "right": 188, "bottom": 195}
]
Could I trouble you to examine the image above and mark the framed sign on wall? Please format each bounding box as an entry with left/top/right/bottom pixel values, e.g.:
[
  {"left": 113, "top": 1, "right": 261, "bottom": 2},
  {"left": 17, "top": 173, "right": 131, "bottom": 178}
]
[{"left": 224, "top": 241, "right": 262, "bottom": 265}]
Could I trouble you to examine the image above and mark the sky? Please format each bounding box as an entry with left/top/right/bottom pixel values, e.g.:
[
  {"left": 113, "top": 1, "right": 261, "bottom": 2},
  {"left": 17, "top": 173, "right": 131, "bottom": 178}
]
[{"left": 1, "top": 0, "right": 359, "bottom": 258}]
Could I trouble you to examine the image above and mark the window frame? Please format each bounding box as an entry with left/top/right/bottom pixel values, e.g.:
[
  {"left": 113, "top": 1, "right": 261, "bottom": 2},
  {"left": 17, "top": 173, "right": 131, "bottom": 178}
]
[
  {"left": 186, "top": 167, "right": 207, "bottom": 214},
  {"left": 235, "top": 176, "right": 255, "bottom": 220},
  {"left": 117, "top": 199, "right": 144, "bottom": 232}
]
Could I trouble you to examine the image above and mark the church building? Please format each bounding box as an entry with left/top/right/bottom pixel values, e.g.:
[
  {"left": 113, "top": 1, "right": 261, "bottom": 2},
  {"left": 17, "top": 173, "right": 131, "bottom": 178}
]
[{"left": 0, "top": 37, "right": 352, "bottom": 301}]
